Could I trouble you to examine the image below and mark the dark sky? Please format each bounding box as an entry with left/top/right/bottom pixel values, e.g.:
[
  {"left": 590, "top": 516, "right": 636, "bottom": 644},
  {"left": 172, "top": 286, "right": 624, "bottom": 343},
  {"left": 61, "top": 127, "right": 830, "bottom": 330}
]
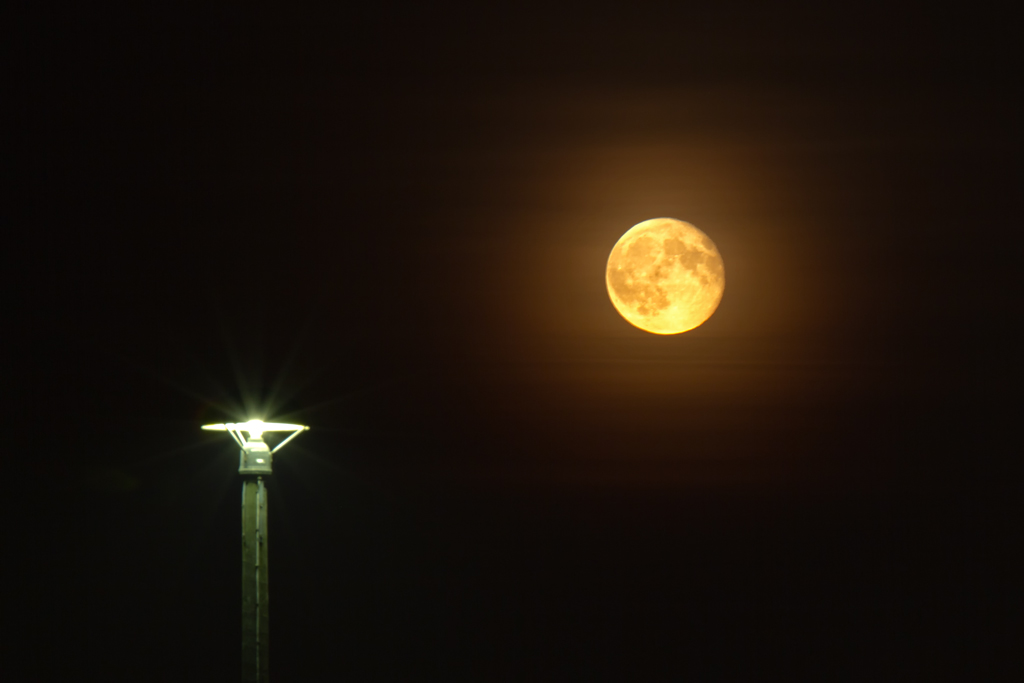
[{"left": 9, "top": 4, "right": 1019, "bottom": 681}]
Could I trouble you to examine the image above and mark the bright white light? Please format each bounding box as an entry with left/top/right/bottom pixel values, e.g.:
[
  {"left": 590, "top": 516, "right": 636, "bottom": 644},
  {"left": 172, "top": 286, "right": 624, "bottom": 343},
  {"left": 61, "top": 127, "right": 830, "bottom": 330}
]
[
  {"left": 201, "top": 421, "right": 309, "bottom": 434},
  {"left": 255, "top": 459, "right": 265, "bottom": 463},
  {"left": 243, "top": 420, "right": 265, "bottom": 439},
  {"left": 202, "top": 420, "right": 309, "bottom": 454}
]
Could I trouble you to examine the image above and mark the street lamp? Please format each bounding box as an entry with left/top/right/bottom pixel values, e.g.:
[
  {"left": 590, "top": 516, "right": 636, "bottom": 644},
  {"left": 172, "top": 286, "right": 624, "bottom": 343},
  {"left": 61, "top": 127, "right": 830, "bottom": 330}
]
[{"left": 202, "top": 420, "right": 309, "bottom": 683}]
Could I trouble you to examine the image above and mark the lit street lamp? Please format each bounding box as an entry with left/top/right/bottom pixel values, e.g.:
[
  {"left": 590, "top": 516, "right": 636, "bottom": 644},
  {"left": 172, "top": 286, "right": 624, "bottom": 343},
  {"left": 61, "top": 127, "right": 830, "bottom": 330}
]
[{"left": 202, "top": 420, "right": 309, "bottom": 683}]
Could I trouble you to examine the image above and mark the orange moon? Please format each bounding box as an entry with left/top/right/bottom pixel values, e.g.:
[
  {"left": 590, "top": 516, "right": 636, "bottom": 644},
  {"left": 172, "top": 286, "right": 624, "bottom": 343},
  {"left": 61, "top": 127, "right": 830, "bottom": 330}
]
[{"left": 606, "top": 218, "right": 725, "bottom": 334}]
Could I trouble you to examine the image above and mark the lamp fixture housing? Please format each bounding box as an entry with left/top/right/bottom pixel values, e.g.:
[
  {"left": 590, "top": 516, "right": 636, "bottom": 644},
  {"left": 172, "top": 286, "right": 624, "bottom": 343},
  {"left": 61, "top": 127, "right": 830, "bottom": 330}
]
[{"left": 201, "top": 420, "right": 309, "bottom": 476}]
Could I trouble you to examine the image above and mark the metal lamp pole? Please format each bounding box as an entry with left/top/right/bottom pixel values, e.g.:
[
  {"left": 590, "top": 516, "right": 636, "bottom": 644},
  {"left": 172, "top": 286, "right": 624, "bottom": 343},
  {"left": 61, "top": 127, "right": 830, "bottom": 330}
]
[{"left": 203, "top": 420, "right": 309, "bottom": 683}]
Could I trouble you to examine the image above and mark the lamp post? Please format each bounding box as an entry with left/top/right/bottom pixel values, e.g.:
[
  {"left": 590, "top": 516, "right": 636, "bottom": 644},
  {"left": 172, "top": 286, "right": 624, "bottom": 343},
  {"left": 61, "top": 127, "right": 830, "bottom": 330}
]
[{"left": 202, "top": 420, "right": 309, "bottom": 683}]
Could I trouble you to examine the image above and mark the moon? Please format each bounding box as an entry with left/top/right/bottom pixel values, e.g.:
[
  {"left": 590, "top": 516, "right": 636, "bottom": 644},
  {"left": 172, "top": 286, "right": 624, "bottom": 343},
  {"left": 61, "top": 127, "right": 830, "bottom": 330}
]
[{"left": 606, "top": 218, "right": 725, "bottom": 335}]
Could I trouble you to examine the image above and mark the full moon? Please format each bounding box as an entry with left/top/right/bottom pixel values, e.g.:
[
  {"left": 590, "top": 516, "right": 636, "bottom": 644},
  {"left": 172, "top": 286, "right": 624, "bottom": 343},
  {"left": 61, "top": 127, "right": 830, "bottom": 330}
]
[{"left": 606, "top": 218, "right": 725, "bottom": 335}]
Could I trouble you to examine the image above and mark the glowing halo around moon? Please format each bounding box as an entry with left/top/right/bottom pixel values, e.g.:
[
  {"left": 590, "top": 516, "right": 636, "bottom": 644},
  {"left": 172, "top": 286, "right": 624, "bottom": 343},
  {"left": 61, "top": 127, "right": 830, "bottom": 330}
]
[{"left": 605, "top": 218, "right": 725, "bottom": 335}]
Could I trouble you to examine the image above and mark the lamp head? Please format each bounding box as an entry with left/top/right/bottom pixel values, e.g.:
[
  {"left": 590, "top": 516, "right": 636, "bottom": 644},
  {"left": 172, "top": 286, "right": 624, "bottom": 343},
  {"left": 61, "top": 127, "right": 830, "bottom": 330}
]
[
  {"left": 201, "top": 420, "right": 310, "bottom": 476},
  {"left": 202, "top": 420, "right": 309, "bottom": 439}
]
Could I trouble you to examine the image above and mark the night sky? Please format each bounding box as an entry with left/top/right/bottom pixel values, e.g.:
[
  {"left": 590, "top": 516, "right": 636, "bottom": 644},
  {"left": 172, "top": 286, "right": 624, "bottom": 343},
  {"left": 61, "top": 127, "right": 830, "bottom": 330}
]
[{"left": 9, "top": 4, "right": 1019, "bottom": 681}]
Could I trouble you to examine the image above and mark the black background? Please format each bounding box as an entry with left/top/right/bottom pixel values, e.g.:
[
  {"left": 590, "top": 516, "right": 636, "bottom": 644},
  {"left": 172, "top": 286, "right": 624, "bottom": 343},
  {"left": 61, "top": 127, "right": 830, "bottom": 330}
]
[{"left": 8, "top": 3, "right": 1020, "bottom": 681}]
